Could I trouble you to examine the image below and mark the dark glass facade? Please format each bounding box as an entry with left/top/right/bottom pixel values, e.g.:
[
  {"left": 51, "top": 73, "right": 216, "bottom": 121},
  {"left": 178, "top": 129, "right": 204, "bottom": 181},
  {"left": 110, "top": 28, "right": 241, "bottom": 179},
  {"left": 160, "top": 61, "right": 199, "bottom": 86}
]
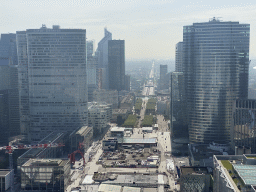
[
  {"left": 183, "top": 18, "right": 250, "bottom": 144},
  {"left": 97, "top": 28, "right": 112, "bottom": 89},
  {"left": 175, "top": 42, "right": 183, "bottom": 72},
  {"left": 232, "top": 99, "right": 256, "bottom": 153},
  {"left": 170, "top": 72, "right": 188, "bottom": 138},
  {"left": 159, "top": 65, "right": 168, "bottom": 90},
  {"left": 108, "top": 40, "right": 125, "bottom": 91}
]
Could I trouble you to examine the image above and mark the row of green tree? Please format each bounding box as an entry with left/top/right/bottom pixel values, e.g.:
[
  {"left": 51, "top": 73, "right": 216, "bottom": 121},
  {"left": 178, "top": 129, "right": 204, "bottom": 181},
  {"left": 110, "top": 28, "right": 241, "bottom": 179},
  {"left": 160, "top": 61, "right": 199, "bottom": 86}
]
[
  {"left": 122, "top": 114, "right": 138, "bottom": 128},
  {"left": 134, "top": 98, "right": 143, "bottom": 113}
]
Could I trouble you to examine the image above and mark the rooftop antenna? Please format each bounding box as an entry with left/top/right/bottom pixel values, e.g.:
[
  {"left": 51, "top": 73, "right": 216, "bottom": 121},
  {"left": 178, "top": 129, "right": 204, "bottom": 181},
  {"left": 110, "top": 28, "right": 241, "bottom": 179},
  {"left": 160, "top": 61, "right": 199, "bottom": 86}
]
[{"left": 210, "top": 17, "right": 222, "bottom": 22}]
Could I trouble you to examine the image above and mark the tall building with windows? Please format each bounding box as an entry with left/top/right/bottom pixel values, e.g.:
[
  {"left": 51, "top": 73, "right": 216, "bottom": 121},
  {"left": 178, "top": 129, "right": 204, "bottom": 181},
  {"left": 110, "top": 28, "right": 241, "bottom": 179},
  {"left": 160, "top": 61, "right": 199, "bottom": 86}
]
[
  {"left": 17, "top": 25, "right": 87, "bottom": 141},
  {"left": 175, "top": 42, "right": 183, "bottom": 72},
  {"left": 97, "top": 28, "right": 112, "bottom": 89},
  {"left": 183, "top": 18, "right": 250, "bottom": 144},
  {"left": 87, "top": 40, "right": 98, "bottom": 102},
  {"left": 159, "top": 65, "right": 168, "bottom": 90},
  {"left": 108, "top": 40, "right": 125, "bottom": 91},
  {"left": 0, "top": 33, "right": 18, "bottom": 65},
  {"left": 170, "top": 72, "right": 187, "bottom": 138},
  {"left": 0, "top": 58, "right": 19, "bottom": 144},
  {"left": 231, "top": 99, "right": 256, "bottom": 153}
]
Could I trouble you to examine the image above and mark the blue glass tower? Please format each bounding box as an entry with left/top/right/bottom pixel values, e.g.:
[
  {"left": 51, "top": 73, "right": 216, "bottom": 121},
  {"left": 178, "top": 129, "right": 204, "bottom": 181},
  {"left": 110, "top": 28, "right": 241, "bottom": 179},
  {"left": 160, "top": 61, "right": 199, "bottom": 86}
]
[{"left": 183, "top": 18, "right": 250, "bottom": 144}]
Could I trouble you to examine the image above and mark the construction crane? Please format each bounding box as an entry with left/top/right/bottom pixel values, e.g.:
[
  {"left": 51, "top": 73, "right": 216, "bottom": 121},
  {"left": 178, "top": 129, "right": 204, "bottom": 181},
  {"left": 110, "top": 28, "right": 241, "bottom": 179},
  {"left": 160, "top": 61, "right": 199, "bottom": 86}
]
[{"left": 0, "top": 142, "right": 65, "bottom": 192}]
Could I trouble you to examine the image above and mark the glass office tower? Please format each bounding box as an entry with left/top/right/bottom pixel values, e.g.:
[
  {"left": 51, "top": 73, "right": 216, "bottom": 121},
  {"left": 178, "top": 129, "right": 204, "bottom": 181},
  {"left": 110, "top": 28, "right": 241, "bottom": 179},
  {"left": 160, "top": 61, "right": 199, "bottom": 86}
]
[
  {"left": 17, "top": 25, "right": 87, "bottom": 141},
  {"left": 108, "top": 40, "right": 125, "bottom": 91},
  {"left": 183, "top": 18, "right": 250, "bottom": 144}
]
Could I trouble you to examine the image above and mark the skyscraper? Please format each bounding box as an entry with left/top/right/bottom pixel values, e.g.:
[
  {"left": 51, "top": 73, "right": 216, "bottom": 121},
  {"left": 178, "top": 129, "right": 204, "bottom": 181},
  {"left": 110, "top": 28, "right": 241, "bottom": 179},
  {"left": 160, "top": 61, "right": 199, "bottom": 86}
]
[
  {"left": 0, "top": 33, "right": 18, "bottom": 65},
  {"left": 159, "top": 64, "right": 168, "bottom": 90},
  {"left": 17, "top": 25, "right": 87, "bottom": 141},
  {"left": 124, "top": 75, "right": 130, "bottom": 91},
  {"left": 183, "top": 18, "right": 250, "bottom": 144},
  {"left": 0, "top": 58, "right": 17, "bottom": 144},
  {"left": 87, "top": 40, "right": 98, "bottom": 102},
  {"left": 108, "top": 40, "right": 125, "bottom": 91},
  {"left": 175, "top": 42, "right": 183, "bottom": 72},
  {"left": 97, "top": 28, "right": 112, "bottom": 89},
  {"left": 0, "top": 33, "right": 20, "bottom": 143},
  {"left": 170, "top": 72, "right": 187, "bottom": 138}
]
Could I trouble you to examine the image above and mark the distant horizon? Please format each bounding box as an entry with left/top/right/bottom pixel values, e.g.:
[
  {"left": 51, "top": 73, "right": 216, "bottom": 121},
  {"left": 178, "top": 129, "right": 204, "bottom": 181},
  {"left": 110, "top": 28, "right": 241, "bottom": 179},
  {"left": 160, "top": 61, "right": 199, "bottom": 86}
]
[{"left": 1, "top": 0, "right": 256, "bottom": 60}]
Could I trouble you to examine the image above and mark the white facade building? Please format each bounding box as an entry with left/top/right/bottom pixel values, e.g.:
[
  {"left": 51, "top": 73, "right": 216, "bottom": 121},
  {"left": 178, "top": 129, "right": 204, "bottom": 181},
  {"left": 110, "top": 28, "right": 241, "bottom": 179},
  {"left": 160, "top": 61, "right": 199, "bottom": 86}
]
[
  {"left": 93, "top": 89, "right": 118, "bottom": 109},
  {"left": 17, "top": 25, "right": 87, "bottom": 141},
  {"left": 88, "top": 106, "right": 108, "bottom": 135}
]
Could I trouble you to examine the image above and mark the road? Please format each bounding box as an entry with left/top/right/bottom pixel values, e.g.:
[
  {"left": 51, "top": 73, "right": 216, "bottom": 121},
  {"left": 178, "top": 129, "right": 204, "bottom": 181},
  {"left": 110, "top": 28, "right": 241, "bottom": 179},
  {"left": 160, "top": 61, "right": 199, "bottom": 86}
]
[
  {"left": 142, "top": 61, "right": 155, "bottom": 96},
  {"left": 66, "top": 142, "right": 103, "bottom": 191},
  {"left": 67, "top": 60, "right": 180, "bottom": 191}
]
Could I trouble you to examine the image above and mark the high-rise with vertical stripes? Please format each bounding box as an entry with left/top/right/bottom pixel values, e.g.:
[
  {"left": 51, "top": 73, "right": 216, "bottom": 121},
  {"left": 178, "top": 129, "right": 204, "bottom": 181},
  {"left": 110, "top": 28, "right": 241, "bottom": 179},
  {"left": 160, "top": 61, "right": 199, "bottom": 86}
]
[
  {"left": 183, "top": 18, "right": 250, "bottom": 144},
  {"left": 17, "top": 25, "right": 87, "bottom": 141}
]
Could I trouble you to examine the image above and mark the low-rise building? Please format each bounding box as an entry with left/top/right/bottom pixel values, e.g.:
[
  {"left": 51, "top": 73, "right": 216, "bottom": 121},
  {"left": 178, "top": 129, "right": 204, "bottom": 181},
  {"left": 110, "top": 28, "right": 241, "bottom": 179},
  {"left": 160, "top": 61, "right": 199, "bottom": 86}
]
[
  {"left": 17, "top": 132, "right": 66, "bottom": 175},
  {"left": 231, "top": 99, "right": 256, "bottom": 154},
  {"left": 88, "top": 105, "right": 108, "bottom": 136},
  {"left": 102, "top": 138, "right": 118, "bottom": 152},
  {"left": 110, "top": 127, "right": 126, "bottom": 137},
  {"left": 69, "top": 126, "right": 93, "bottom": 152},
  {"left": 213, "top": 154, "right": 256, "bottom": 192},
  {"left": 93, "top": 89, "right": 118, "bottom": 109},
  {"left": 110, "top": 127, "right": 133, "bottom": 137},
  {"left": 20, "top": 159, "right": 70, "bottom": 192},
  {"left": 119, "top": 94, "right": 135, "bottom": 111},
  {"left": 180, "top": 167, "right": 211, "bottom": 192},
  {"left": 111, "top": 108, "right": 129, "bottom": 123},
  {"left": 0, "top": 169, "right": 13, "bottom": 192},
  {"left": 188, "top": 144, "right": 224, "bottom": 167},
  {"left": 142, "top": 127, "right": 153, "bottom": 133},
  {"left": 88, "top": 102, "right": 112, "bottom": 122},
  {"left": 117, "top": 138, "right": 157, "bottom": 148}
]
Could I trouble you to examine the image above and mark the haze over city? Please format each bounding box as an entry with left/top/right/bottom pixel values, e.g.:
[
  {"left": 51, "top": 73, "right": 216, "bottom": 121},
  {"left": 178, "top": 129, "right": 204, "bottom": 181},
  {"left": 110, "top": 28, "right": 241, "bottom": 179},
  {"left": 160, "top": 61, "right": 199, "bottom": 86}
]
[
  {"left": 1, "top": 1, "right": 256, "bottom": 192},
  {"left": 1, "top": 0, "right": 256, "bottom": 60}
]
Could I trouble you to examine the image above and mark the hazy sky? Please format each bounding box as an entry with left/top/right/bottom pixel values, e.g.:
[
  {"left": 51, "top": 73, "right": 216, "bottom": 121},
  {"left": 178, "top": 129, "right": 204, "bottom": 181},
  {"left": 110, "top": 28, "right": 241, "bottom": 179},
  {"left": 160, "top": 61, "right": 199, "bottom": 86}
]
[{"left": 1, "top": 0, "right": 256, "bottom": 60}]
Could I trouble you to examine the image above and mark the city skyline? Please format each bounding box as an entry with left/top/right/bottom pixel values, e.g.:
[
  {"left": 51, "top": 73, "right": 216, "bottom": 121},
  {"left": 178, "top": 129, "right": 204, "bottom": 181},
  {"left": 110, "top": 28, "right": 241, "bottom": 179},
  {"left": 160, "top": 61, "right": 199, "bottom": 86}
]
[{"left": 1, "top": 0, "right": 256, "bottom": 60}]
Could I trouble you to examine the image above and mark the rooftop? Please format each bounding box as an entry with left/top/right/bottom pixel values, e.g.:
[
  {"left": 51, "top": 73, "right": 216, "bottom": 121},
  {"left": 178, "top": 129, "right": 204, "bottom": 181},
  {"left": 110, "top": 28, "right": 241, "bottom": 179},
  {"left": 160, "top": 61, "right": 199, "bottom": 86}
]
[
  {"left": 189, "top": 144, "right": 224, "bottom": 162},
  {"left": 0, "top": 169, "right": 12, "bottom": 177},
  {"left": 112, "top": 108, "right": 128, "bottom": 114},
  {"left": 117, "top": 137, "right": 157, "bottom": 144},
  {"left": 233, "top": 164, "right": 256, "bottom": 186},
  {"left": 111, "top": 127, "right": 126, "bottom": 132},
  {"left": 181, "top": 166, "right": 208, "bottom": 176},
  {"left": 98, "top": 184, "right": 122, "bottom": 192},
  {"left": 123, "top": 186, "right": 141, "bottom": 192},
  {"left": 215, "top": 154, "right": 256, "bottom": 190},
  {"left": 23, "top": 158, "right": 69, "bottom": 167},
  {"left": 121, "top": 95, "right": 134, "bottom": 104},
  {"left": 76, "top": 126, "right": 92, "bottom": 136}
]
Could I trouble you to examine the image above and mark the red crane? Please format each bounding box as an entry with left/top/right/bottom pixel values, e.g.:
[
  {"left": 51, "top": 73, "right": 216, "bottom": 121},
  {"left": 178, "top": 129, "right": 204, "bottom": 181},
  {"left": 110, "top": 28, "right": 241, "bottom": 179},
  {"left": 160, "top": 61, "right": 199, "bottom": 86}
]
[
  {"left": 0, "top": 142, "right": 65, "bottom": 192},
  {"left": 1, "top": 143, "right": 65, "bottom": 153}
]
